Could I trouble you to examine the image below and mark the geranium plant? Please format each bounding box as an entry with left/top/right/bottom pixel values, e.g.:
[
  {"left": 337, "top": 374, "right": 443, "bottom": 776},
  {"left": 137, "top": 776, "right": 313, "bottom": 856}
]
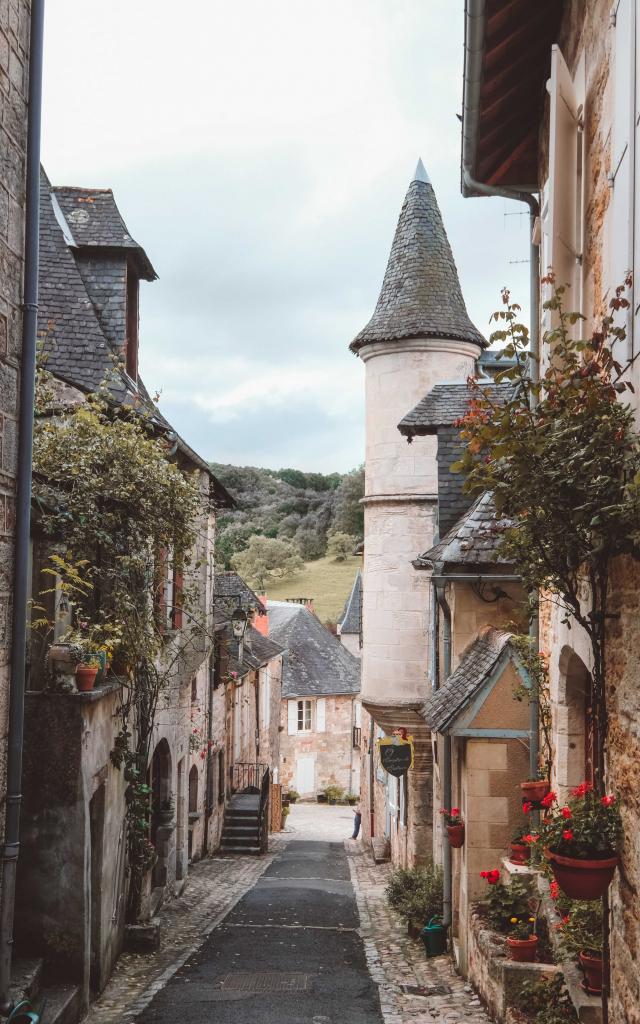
[
  {"left": 479, "top": 872, "right": 533, "bottom": 933},
  {"left": 440, "top": 807, "right": 462, "bottom": 825},
  {"left": 536, "top": 784, "right": 621, "bottom": 860}
]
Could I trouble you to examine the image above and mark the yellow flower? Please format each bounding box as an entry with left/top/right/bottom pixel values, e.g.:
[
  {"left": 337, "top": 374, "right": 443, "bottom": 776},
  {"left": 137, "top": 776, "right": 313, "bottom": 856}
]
[
  {"left": 510, "top": 917, "right": 518, "bottom": 924},
  {"left": 529, "top": 917, "right": 535, "bottom": 923}
]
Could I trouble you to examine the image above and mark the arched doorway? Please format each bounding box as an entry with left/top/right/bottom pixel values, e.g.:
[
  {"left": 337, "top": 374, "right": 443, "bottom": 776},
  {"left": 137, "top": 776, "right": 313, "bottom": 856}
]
[
  {"left": 557, "top": 647, "right": 595, "bottom": 794},
  {"left": 149, "top": 738, "right": 172, "bottom": 888}
]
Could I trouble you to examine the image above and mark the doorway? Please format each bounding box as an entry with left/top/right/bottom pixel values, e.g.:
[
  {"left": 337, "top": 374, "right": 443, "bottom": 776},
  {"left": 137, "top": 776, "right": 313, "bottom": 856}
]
[
  {"left": 296, "top": 754, "right": 315, "bottom": 795},
  {"left": 89, "top": 784, "right": 105, "bottom": 993}
]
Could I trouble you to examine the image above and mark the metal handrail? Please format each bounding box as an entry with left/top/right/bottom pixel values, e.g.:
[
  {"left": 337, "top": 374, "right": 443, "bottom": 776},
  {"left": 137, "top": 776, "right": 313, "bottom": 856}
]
[{"left": 231, "top": 761, "right": 268, "bottom": 794}]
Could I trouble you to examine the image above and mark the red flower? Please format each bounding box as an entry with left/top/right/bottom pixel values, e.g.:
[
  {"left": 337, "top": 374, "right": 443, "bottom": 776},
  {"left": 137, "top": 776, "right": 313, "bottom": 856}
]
[
  {"left": 550, "top": 881, "right": 560, "bottom": 901},
  {"left": 561, "top": 806, "right": 572, "bottom": 819},
  {"left": 601, "top": 795, "right": 616, "bottom": 807},
  {"left": 562, "top": 915, "right": 570, "bottom": 925},
  {"left": 522, "top": 801, "right": 533, "bottom": 814},
  {"left": 523, "top": 834, "right": 538, "bottom": 844},
  {"left": 571, "top": 781, "right": 593, "bottom": 798},
  {"left": 562, "top": 829, "right": 574, "bottom": 841},
  {"left": 480, "top": 869, "right": 500, "bottom": 885},
  {"left": 451, "top": 808, "right": 460, "bottom": 817},
  {"left": 541, "top": 790, "right": 557, "bottom": 808},
  {"left": 200, "top": 751, "right": 206, "bottom": 760}
]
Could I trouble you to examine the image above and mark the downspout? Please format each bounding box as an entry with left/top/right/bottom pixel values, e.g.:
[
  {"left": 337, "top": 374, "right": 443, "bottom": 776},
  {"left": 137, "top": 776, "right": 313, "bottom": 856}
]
[
  {"left": 435, "top": 581, "right": 452, "bottom": 930},
  {"left": 0, "top": 0, "right": 45, "bottom": 1013},
  {"left": 369, "top": 714, "right": 375, "bottom": 839},
  {"left": 462, "top": 0, "right": 541, "bottom": 778}
]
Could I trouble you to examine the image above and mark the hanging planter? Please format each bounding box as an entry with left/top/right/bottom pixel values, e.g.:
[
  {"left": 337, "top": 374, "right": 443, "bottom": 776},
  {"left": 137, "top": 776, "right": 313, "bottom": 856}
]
[
  {"left": 579, "top": 950, "right": 604, "bottom": 995},
  {"left": 507, "top": 934, "right": 538, "bottom": 962},
  {"left": 520, "top": 778, "right": 550, "bottom": 803},
  {"left": 545, "top": 849, "right": 618, "bottom": 901},
  {"left": 447, "top": 823, "right": 465, "bottom": 848}
]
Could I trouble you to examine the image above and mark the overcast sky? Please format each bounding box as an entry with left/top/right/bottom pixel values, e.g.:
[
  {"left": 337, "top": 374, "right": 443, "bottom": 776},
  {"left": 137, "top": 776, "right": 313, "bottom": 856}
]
[{"left": 41, "top": 1, "right": 529, "bottom": 473}]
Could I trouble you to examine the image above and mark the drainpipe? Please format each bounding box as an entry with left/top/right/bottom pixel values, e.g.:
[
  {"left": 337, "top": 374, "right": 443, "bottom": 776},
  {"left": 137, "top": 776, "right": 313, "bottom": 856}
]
[
  {"left": 369, "top": 714, "right": 375, "bottom": 839},
  {"left": 0, "top": 0, "right": 45, "bottom": 1014},
  {"left": 462, "top": 0, "right": 542, "bottom": 787},
  {"left": 435, "top": 582, "right": 452, "bottom": 929}
]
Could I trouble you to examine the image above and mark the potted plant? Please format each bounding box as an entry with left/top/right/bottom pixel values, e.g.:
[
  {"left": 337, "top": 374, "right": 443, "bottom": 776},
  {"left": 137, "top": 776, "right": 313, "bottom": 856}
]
[
  {"left": 347, "top": 793, "right": 358, "bottom": 806},
  {"left": 317, "top": 792, "right": 327, "bottom": 804},
  {"left": 156, "top": 799, "right": 175, "bottom": 826},
  {"left": 506, "top": 915, "right": 538, "bottom": 962},
  {"left": 281, "top": 804, "right": 290, "bottom": 830},
  {"left": 385, "top": 863, "right": 444, "bottom": 940},
  {"left": 76, "top": 655, "right": 100, "bottom": 691},
  {"left": 535, "top": 783, "right": 622, "bottom": 899},
  {"left": 510, "top": 825, "right": 535, "bottom": 865},
  {"left": 521, "top": 772, "right": 551, "bottom": 804},
  {"left": 325, "top": 784, "right": 344, "bottom": 805},
  {"left": 556, "top": 899, "right": 604, "bottom": 995},
  {"left": 287, "top": 790, "right": 299, "bottom": 804},
  {"left": 440, "top": 807, "right": 464, "bottom": 848}
]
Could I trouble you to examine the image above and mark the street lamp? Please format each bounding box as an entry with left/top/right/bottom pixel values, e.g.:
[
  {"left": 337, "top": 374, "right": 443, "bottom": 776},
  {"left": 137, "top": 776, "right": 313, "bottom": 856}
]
[{"left": 231, "top": 606, "right": 248, "bottom": 641}]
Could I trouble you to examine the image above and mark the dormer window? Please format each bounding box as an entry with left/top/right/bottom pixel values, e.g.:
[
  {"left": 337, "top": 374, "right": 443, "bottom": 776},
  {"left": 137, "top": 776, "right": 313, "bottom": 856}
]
[{"left": 125, "top": 267, "right": 139, "bottom": 380}]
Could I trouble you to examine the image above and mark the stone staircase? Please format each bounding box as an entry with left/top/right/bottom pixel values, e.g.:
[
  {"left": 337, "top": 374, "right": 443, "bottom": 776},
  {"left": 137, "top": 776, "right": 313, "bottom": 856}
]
[
  {"left": 9, "top": 958, "right": 83, "bottom": 1024},
  {"left": 220, "top": 793, "right": 262, "bottom": 854}
]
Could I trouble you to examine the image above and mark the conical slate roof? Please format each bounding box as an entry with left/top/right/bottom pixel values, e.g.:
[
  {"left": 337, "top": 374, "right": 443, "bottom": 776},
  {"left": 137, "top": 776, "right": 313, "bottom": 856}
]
[{"left": 350, "top": 160, "right": 486, "bottom": 353}]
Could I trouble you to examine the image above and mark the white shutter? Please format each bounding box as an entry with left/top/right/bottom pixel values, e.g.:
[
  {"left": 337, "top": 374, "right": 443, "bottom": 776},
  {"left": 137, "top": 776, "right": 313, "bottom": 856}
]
[
  {"left": 354, "top": 701, "right": 362, "bottom": 727},
  {"left": 316, "top": 698, "right": 326, "bottom": 732},
  {"left": 611, "top": 0, "right": 636, "bottom": 358},
  {"left": 547, "top": 45, "right": 581, "bottom": 315},
  {"left": 288, "top": 699, "right": 297, "bottom": 735},
  {"left": 263, "top": 671, "right": 270, "bottom": 729}
]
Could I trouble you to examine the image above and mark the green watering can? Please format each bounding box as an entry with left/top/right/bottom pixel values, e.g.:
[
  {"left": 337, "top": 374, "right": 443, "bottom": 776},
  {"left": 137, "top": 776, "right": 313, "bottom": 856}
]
[
  {"left": 421, "top": 917, "right": 447, "bottom": 958},
  {"left": 7, "top": 999, "right": 42, "bottom": 1023}
]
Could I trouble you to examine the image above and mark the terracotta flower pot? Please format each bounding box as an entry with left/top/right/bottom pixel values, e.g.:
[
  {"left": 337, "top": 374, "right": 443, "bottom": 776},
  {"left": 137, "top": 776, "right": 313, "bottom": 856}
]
[
  {"left": 75, "top": 664, "right": 98, "bottom": 692},
  {"left": 579, "top": 950, "right": 603, "bottom": 995},
  {"left": 447, "top": 823, "right": 465, "bottom": 848},
  {"left": 510, "top": 843, "right": 530, "bottom": 865},
  {"left": 521, "top": 779, "right": 550, "bottom": 803},
  {"left": 507, "top": 935, "right": 538, "bottom": 962},
  {"left": 545, "top": 848, "right": 618, "bottom": 900}
]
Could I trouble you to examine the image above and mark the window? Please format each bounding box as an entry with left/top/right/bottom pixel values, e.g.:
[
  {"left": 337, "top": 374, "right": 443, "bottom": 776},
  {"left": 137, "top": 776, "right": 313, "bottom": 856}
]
[
  {"left": 188, "top": 765, "right": 198, "bottom": 813},
  {"left": 217, "top": 750, "right": 225, "bottom": 804},
  {"left": 191, "top": 677, "right": 197, "bottom": 703},
  {"left": 261, "top": 669, "right": 271, "bottom": 729},
  {"left": 154, "top": 546, "right": 184, "bottom": 633},
  {"left": 297, "top": 699, "right": 312, "bottom": 731},
  {"left": 125, "top": 268, "right": 139, "bottom": 381}
]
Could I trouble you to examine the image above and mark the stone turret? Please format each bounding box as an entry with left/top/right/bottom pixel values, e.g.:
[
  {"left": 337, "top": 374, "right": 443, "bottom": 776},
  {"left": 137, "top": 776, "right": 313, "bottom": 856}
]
[{"left": 352, "top": 161, "right": 484, "bottom": 866}]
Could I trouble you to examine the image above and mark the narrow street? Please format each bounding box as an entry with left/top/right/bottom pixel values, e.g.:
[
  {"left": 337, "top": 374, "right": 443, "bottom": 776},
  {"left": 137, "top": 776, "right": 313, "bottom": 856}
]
[{"left": 136, "top": 806, "right": 383, "bottom": 1023}]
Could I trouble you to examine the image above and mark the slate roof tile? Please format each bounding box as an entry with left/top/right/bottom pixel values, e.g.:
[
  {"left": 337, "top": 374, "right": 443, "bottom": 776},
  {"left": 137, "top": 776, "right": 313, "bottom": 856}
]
[
  {"left": 267, "top": 601, "right": 360, "bottom": 698},
  {"left": 338, "top": 570, "right": 362, "bottom": 635},
  {"left": 350, "top": 166, "right": 486, "bottom": 353},
  {"left": 415, "top": 491, "right": 517, "bottom": 572},
  {"left": 423, "top": 626, "right": 512, "bottom": 732},
  {"left": 399, "top": 381, "right": 513, "bottom": 437}
]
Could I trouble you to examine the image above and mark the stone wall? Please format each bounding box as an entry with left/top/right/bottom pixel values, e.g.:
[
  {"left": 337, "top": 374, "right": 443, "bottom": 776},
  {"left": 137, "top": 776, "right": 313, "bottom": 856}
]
[
  {"left": 0, "top": 0, "right": 29, "bottom": 892},
  {"left": 258, "top": 656, "right": 283, "bottom": 776},
  {"left": 279, "top": 694, "right": 358, "bottom": 797}
]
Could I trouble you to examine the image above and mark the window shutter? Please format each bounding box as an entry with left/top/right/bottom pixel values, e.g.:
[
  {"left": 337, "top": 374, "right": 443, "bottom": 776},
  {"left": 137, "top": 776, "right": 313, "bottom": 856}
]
[
  {"left": 547, "top": 45, "right": 582, "bottom": 323},
  {"left": 354, "top": 701, "right": 362, "bottom": 727},
  {"left": 612, "top": 0, "right": 636, "bottom": 357},
  {"left": 288, "top": 699, "right": 297, "bottom": 735},
  {"left": 316, "top": 697, "right": 326, "bottom": 732}
]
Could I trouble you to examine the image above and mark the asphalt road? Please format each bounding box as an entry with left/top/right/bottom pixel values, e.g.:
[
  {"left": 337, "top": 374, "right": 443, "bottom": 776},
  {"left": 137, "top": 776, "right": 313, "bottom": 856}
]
[{"left": 137, "top": 837, "right": 383, "bottom": 1024}]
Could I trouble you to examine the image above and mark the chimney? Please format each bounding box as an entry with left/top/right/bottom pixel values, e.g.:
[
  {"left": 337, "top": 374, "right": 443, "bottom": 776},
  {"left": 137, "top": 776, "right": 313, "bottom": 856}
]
[{"left": 253, "top": 595, "right": 269, "bottom": 636}]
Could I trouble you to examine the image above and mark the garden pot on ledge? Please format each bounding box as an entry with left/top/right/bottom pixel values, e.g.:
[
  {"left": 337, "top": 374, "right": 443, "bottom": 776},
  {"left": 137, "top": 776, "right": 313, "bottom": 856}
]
[
  {"left": 579, "top": 950, "right": 604, "bottom": 995},
  {"left": 509, "top": 843, "right": 530, "bottom": 866},
  {"left": 75, "top": 664, "right": 98, "bottom": 692},
  {"left": 545, "top": 848, "right": 618, "bottom": 900},
  {"left": 447, "top": 823, "right": 465, "bottom": 848},
  {"left": 521, "top": 779, "right": 550, "bottom": 803},
  {"left": 507, "top": 935, "right": 538, "bottom": 962}
]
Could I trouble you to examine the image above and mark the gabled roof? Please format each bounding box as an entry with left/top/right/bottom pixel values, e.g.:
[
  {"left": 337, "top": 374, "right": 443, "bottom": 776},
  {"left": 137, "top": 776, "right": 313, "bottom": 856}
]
[
  {"left": 53, "top": 186, "right": 157, "bottom": 279},
  {"left": 338, "top": 570, "right": 362, "bottom": 635},
  {"left": 214, "top": 571, "right": 265, "bottom": 613},
  {"left": 267, "top": 601, "right": 360, "bottom": 698},
  {"left": 399, "top": 381, "right": 513, "bottom": 439},
  {"left": 350, "top": 161, "right": 486, "bottom": 353},
  {"left": 414, "top": 491, "right": 517, "bottom": 574},
  {"left": 423, "top": 626, "right": 512, "bottom": 732}
]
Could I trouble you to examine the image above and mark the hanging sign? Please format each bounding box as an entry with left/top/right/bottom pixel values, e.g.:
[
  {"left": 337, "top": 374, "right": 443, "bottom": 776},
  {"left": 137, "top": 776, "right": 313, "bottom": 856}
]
[{"left": 378, "top": 732, "right": 414, "bottom": 778}]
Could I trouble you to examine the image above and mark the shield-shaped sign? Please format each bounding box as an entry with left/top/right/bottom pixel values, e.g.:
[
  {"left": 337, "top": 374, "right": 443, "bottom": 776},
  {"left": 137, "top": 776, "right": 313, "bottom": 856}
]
[{"left": 378, "top": 736, "right": 414, "bottom": 777}]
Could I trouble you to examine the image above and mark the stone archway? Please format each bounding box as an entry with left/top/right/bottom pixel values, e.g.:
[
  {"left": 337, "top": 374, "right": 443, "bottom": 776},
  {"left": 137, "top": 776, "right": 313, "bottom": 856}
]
[
  {"left": 556, "top": 646, "right": 594, "bottom": 795},
  {"left": 149, "top": 738, "right": 173, "bottom": 889}
]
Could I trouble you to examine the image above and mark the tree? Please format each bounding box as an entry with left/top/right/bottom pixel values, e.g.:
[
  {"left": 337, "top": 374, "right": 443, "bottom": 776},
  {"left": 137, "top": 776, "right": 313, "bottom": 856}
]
[
  {"left": 294, "top": 526, "right": 326, "bottom": 561},
  {"left": 327, "top": 531, "right": 358, "bottom": 562},
  {"left": 231, "top": 535, "right": 303, "bottom": 590},
  {"left": 333, "top": 467, "right": 365, "bottom": 537}
]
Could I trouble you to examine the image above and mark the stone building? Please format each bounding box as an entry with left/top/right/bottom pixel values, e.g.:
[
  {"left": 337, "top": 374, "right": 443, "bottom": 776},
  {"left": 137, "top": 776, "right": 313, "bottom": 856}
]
[
  {"left": 268, "top": 601, "right": 361, "bottom": 799},
  {"left": 350, "top": 160, "right": 486, "bottom": 866},
  {"left": 0, "top": 0, "right": 31, "bottom": 961},
  {"left": 13, "top": 172, "right": 234, "bottom": 1016},
  {"left": 459, "top": 1, "right": 640, "bottom": 1019}
]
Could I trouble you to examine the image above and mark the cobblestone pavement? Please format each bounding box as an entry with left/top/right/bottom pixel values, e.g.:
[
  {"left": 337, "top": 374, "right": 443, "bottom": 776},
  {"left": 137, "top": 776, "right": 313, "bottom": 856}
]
[
  {"left": 82, "top": 839, "right": 285, "bottom": 1024},
  {"left": 346, "top": 841, "right": 494, "bottom": 1024}
]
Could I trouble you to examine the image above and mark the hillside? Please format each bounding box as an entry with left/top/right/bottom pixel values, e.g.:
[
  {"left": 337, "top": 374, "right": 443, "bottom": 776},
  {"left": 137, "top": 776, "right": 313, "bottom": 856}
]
[{"left": 264, "top": 554, "right": 362, "bottom": 623}]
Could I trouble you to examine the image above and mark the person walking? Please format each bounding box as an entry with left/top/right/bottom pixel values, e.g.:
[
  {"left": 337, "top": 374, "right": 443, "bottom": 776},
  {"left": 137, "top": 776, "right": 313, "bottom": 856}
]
[{"left": 351, "top": 802, "right": 362, "bottom": 839}]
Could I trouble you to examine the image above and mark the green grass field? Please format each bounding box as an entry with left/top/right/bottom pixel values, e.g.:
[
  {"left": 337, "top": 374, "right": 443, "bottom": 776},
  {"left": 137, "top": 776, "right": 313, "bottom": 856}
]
[{"left": 265, "top": 555, "right": 361, "bottom": 623}]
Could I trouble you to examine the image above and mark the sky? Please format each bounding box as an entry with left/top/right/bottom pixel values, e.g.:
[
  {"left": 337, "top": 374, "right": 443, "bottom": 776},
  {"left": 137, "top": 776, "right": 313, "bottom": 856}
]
[{"left": 41, "top": 1, "right": 530, "bottom": 474}]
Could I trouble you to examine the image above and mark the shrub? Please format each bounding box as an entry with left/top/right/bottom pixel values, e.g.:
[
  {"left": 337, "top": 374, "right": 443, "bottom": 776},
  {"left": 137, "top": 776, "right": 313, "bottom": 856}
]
[
  {"left": 324, "top": 784, "right": 345, "bottom": 804},
  {"left": 385, "top": 863, "right": 444, "bottom": 926},
  {"left": 479, "top": 874, "right": 534, "bottom": 934},
  {"left": 514, "top": 973, "right": 577, "bottom": 1023},
  {"left": 556, "top": 899, "right": 603, "bottom": 959}
]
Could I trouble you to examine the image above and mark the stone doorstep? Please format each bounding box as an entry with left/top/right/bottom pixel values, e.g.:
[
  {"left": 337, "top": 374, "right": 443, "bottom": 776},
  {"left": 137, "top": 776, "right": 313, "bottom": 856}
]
[{"left": 123, "top": 917, "right": 161, "bottom": 955}]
